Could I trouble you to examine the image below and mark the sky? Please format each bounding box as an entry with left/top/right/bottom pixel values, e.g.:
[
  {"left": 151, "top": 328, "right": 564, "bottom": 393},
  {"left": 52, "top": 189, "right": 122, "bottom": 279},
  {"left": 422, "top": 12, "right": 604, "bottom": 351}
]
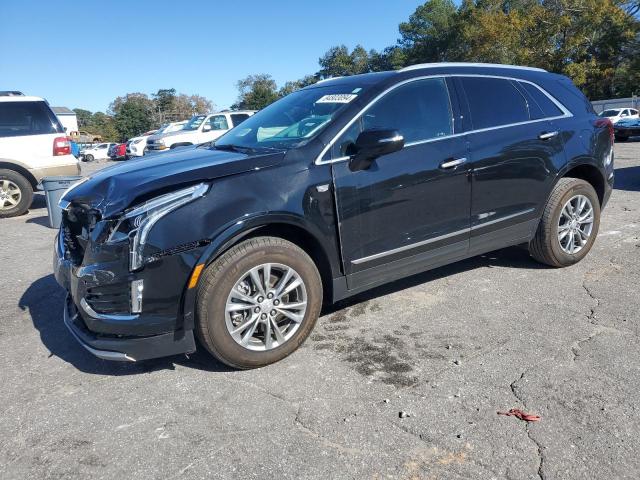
[{"left": 1, "top": 0, "right": 425, "bottom": 113}]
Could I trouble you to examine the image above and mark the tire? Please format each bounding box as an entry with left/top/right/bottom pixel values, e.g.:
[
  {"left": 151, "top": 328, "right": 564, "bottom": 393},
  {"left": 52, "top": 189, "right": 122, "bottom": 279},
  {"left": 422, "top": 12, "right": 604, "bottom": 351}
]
[
  {"left": 84, "top": 154, "right": 94, "bottom": 162},
  {"left": 529, "top": 178, "right": 600, "bottom": 267},
  {"left": 614, "top": 135, "right": 628, "bottom": 142},
  {"left": 0, "top": 169, "right": 33, "bottom": 218},
  {"left": 196, "top": 236, "right": 323, "bottom": 369}
]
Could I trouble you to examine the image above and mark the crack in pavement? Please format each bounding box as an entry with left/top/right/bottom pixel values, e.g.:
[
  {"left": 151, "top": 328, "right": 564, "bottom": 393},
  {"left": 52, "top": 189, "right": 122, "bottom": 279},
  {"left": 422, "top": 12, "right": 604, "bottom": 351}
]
[
  {"left": 510, "top": 372, "right": 546, "bottom": 480},
  {"left": 293, "top": 404, "right": 364, "bottom": 456}
]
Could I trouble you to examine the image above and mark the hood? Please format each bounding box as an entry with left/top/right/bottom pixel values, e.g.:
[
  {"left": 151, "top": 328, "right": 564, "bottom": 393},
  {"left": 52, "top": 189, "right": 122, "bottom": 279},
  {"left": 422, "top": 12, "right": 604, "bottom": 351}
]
[
  {"left": 63, "top": 145, "right": 285, "bottom": 218},
  {"left": 148, "top": 130, "right": 189, "bottom": 141}
]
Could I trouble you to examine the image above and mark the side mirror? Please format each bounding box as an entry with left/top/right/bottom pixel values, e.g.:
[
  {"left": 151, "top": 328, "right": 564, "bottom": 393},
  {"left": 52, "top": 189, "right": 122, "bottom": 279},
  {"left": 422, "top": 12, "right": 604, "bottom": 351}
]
[
  {"left": 203, "top": 124, "right": 212, "bottom": 132},
  {"left": 349, "top": 129, "right": 404, "bottom": 171}
]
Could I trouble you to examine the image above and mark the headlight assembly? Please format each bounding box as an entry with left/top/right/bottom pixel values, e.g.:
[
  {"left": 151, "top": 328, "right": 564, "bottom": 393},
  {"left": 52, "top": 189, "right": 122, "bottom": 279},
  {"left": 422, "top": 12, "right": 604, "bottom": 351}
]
[{"left": 108, "top": 183, "right": 209, "bottom": 271}]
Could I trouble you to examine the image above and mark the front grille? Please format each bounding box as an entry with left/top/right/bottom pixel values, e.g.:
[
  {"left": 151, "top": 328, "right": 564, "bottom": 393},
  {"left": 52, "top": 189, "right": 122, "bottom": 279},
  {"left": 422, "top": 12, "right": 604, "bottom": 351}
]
[{"left": 85, "top": 283, "right": 130, "bottom": 315}]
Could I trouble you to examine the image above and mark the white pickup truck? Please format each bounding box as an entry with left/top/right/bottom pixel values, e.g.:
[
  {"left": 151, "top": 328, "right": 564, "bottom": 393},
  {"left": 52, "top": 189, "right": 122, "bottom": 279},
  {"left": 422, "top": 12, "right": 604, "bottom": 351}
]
[{"left": 145, "top": 111, "right": 255, "bottom": 152}]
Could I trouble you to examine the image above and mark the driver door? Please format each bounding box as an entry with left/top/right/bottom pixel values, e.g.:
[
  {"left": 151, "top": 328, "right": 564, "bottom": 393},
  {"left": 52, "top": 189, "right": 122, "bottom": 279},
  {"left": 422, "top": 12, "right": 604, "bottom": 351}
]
[{"left": 330, "top": 77, "right": 471, "bottom": 290}]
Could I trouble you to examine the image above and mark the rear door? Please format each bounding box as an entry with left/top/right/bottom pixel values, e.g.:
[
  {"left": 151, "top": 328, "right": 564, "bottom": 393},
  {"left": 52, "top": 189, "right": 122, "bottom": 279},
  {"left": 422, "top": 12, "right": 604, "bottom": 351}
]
[
  {"left": 456, "top": 76, "right": 567, "bottom": 253},
  {"left": 330, "top": 77, "right": 471, "bottom": 289},
  {"left": 0, "top": 100, "right": 65, "bottom": 168}
]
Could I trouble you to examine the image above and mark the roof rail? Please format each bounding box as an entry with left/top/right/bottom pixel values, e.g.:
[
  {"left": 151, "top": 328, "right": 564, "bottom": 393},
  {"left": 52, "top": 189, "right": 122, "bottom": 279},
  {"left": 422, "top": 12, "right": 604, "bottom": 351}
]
[
  {"left": 316, "top": 76, "right": 343, "bottom": 84},
  {"left": 0, "top": 91, "right": 25, "bottom": 96},
  {"left": 399, "top": 62, "right": 546, "bottom": 73}
]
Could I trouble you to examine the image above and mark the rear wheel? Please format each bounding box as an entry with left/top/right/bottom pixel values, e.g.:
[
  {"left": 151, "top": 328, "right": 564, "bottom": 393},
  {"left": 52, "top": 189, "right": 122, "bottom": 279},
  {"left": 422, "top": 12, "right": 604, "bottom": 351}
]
[
  {"left": 196, "top": 237, "right": 322, "bottom": 369},
  {"left": 0, "top": 169, "right": 33, "bottom": 218},
  {"left": 529, "top": 178, "right": 600, "bottom": 267}
]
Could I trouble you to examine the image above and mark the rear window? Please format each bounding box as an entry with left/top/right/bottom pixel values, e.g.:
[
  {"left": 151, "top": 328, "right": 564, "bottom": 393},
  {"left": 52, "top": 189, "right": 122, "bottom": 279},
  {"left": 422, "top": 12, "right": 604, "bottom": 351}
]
[
  {"left": 461, "top": 77, "right": 529, "bottom": 130},
  {"left": 518, "top": 81, "right": 564, "bottom": 119},
  {"left": 230, "top": 113, "right": 250, "bottom": 127},
  {"left": 0, "top": 101, "right": 64, "bottom": 137}
]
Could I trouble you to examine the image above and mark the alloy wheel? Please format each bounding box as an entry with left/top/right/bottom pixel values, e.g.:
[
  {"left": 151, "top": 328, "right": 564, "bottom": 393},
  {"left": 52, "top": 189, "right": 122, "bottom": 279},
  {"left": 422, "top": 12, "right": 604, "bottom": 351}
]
[
  {"left": 558, "top": 194, "right": 594, "bottom": 254},
  {"left": 225, "top": 263, "right": 308, "bottom": 351},
  {"left": 0, "top": 180, "right": 22, "bottom": 211}
]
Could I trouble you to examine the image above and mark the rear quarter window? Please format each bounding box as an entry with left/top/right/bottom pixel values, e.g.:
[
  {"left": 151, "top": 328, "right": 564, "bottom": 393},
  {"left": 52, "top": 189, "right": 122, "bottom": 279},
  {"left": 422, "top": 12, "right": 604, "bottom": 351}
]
[
  {"left": 0, "top": 101, "right": 64, "bottom": 137},
  {"left": 460, "top": 77, "right": 529, "bottom": 130},
  {"left": 517, "top": 81, "right": 564, "bottom": 119}
]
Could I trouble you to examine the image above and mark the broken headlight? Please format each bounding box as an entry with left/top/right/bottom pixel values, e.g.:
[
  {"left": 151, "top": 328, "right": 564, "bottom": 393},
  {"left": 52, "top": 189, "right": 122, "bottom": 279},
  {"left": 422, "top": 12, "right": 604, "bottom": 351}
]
[{"left": 108, "top": 183, "right": 209, "bottom": 271}]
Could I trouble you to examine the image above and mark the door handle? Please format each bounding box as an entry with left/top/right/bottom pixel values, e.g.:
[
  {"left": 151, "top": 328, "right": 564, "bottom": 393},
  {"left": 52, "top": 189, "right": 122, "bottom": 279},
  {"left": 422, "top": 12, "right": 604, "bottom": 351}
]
[
  {"left": 538, "top": 131, "right": 559, "bottom": 140},
  {"left": 439, "top": 157, "right": 467, "bottom": 169}
]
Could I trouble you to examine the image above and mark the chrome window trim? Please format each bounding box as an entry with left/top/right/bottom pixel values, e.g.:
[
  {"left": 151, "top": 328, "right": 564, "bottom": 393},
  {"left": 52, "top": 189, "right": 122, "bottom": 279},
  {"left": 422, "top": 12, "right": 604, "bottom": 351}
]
[
  {"left": 315, "top": 74, "right": 572, "bottom": 166},
  {"left": 350, "top": 208, "right": 535, "bottom": 265}
]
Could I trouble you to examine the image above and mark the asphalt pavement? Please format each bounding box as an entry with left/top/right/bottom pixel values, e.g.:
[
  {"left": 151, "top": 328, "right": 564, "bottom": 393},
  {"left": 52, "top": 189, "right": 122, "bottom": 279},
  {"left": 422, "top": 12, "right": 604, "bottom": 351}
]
[{"left": 1, "top": 143, "right": 639, "bottom": 479}]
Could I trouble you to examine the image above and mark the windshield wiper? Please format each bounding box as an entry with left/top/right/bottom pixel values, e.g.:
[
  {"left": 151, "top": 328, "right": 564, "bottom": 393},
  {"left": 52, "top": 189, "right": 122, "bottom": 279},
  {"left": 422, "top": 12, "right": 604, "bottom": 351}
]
[{"left": 212, "top": 143, "right": 282, "bottom": 153}]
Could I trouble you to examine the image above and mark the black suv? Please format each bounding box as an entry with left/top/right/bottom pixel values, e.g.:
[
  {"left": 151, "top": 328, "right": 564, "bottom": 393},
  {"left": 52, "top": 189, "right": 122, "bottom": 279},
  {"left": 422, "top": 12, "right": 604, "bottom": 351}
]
[{"left": 54, "top": 63, "right": 614, "bottom": 368}]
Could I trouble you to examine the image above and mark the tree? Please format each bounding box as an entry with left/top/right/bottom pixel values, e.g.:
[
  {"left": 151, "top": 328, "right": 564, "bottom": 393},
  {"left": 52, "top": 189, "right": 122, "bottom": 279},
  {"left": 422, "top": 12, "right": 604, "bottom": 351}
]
[
  {"left": 72, "top": 108, "right": 93, "bottom": 128},
  {"left": 318, "top": 45, "right": 372, "bottom": 78},
  {"left": 90, "top": 112, "right": 118, "bottom": 141},
  {"left": 234, "top": 74, "right": 280, "bottom": 110},
  {"left": 113, "top": 97, "right": 153, "bottom": 141},
  {"left": 278, "top": 75, "right": 318, "bottom": 96},
  {"left": 399, "top": 0, "right": 460, "bottom": 63},
  {"left": 152, "top": 88, "right": 177, "bottom": 113}
]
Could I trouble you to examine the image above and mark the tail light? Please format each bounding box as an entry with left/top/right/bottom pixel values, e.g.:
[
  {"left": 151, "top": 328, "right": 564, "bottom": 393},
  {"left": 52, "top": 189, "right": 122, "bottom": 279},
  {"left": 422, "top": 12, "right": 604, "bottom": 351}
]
[{"left": 53, "top": 136, "right": 72, "bottom": 156}]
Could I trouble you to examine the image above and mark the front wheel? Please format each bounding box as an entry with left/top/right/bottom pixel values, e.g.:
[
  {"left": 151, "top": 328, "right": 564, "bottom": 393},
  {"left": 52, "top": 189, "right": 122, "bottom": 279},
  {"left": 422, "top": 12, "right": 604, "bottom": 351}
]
[
  {"left": 196, "top": 237, "right": 322, "bottom": 369},
  {"left": 84, "top": 154, "right": 94, "bottom": 162},
  {"left": 529, "top": 178, "right": 600, "bottom": 267}
]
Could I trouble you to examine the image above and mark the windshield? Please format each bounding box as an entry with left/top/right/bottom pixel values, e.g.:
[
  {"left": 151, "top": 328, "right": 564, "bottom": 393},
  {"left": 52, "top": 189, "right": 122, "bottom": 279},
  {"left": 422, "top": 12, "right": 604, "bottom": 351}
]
[
  {"left": 183, "top": 115, "right": 206, "bottom": 131},
  {"left": 600, "top": 110, "right": 620, "bottom": 117},
  {"left": 215, "top": 85, "right": 366, "bottom": 150}
]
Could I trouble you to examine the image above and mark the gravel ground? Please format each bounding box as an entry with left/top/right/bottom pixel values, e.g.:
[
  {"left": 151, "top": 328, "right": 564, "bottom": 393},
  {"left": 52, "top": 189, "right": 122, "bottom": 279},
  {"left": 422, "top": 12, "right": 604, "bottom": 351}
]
[{"left": 1, "top": 143, "right": 639, "bottom": 479}]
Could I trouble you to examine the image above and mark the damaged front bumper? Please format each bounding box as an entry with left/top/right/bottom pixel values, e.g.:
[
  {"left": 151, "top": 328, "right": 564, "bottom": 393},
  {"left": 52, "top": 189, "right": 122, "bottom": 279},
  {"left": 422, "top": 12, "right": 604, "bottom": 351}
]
[
  {"left": 54, "top": 227, "right": 196, "bottom": 362},
  {"left": 62, "top": 295, "right": 195, "bottom": 362}
]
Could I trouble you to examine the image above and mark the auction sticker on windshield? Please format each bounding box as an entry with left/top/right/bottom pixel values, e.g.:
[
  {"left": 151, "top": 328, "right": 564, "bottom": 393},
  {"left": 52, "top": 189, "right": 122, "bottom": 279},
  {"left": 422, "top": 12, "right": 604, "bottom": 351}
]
[{"left": 316, "top": 94, "right": 358, "bottom": 104}]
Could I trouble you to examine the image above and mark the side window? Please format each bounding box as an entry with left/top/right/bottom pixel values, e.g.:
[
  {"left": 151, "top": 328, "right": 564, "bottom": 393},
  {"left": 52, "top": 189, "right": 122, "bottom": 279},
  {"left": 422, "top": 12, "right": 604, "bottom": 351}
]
[
  {"left": 331, "top": 78, "right": 453, "bottom": 158},
  {"left": 361, "top": 78, "right": 453, "bottom": 145},
  {"left": 206, "top": 115, "right": 229, "bottom": 130},
  {"left": 461, "top": 77, "right": 529, "bottom": 129},
  {"left": 517, "top": 81, "right": 564, "bottom": 119},
  {"left": 231, "top": 114, "right": 250, "bottom": 127}
]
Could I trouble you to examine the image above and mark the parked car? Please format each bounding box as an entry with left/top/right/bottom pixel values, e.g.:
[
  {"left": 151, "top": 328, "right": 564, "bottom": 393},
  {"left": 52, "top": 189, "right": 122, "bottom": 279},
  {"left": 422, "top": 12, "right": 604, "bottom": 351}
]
[
  {"left": 146, "top": 111, "right": 254, "bottom": 152},
  {"left": 109, "top": 143, "right": 127, "bottom": 160},
  {"left": 613, "top": 117, "right": 640, "bottom": 141},
  {"left": 598, "top": 108, "right": 639, "bottom": 124},
  {"left": 54, "top": 63, "right": 614, "bottom": 368},
  {"left": 107, "top": 143, "right": 118, "bottom": 158},
  {"left": 126, "top": 129, "right": 158, "bottom": 157},
  {"left": 70, "top": 130, "right": 103, "bottom": 143},
  {"left": 127, "top": 129, "right": 159, "bottom": 157},
  {"left": 80, "top": 142, "right": 116, "bottom": 162},
  {"left": 0, "top": 93, "right": 79, "bottom": 218}
]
